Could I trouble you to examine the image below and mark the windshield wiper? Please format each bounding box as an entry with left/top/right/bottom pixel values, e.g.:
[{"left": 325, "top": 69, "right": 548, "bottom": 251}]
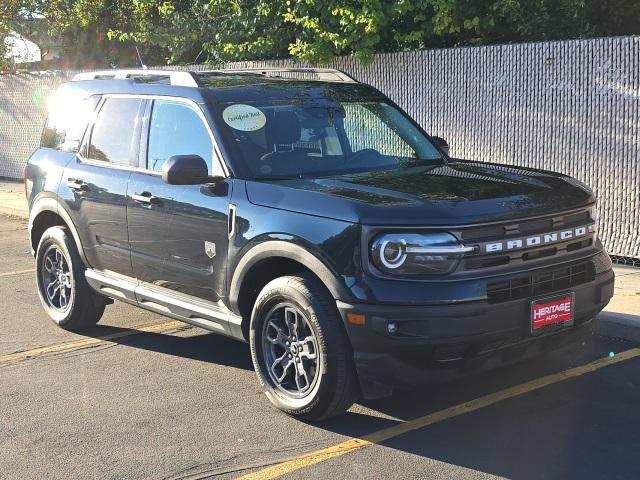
[{"left": 400, "top": 157, "right": 445, "bottom": 169}]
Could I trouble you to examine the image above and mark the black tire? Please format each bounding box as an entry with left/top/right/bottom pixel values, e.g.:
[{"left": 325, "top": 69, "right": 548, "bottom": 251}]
[
  {"left": 249, "top": 274, "right": 359, "bottom": 421},
  {"left": 35, "top": 226, "right": 105, "bottom": 331}
]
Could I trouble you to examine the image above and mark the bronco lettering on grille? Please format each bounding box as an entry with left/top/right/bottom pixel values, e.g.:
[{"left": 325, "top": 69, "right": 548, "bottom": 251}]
[{"left": 480, "top": 225, "right": 593, "bottom": 254}]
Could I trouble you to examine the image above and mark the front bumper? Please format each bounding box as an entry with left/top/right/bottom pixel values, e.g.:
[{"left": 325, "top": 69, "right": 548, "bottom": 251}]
[{"left": 337, "top": 264, "right": 614, "bottom": 399}]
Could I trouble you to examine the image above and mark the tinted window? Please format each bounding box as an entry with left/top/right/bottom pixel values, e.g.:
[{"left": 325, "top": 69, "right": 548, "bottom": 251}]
[
  {"left": 88, "top": 98, "right": 142, "bottom": 165},
  {"left": 41, "top": 94, "right": 100, "bottom": 152},
  {"left": 147, "top": 100, "right": 215, "bottom": 173}
]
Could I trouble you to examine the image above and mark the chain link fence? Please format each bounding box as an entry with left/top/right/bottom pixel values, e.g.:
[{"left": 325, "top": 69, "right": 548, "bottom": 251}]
[
  {"left": 0, "top": 36, "right": 638, "bottom": 258},
  {"left": 0, "top": 73, "right": 70, "bottom": 179}
]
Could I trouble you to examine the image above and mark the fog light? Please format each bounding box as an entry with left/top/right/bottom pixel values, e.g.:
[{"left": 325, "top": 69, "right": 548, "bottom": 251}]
[{"left": 387, "top": 322, "right": 398, "bottom": 334}]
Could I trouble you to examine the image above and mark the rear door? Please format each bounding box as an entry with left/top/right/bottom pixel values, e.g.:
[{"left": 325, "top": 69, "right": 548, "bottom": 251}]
[
  {"left": 127, "top": 97, "right": 231, "bottom": 303},
  {"left": 61, "top": 96, "right": 144, "bottom": 276}
]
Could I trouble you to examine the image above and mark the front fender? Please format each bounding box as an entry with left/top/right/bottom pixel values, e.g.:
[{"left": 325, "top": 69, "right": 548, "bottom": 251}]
[{"left": 228, "top": 239, "right": 354, "bottom": 314}]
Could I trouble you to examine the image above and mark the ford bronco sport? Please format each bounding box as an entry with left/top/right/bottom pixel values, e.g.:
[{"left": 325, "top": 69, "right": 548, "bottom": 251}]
[{"left": 26, "top": 68, "right": 614, "bottom": 420}]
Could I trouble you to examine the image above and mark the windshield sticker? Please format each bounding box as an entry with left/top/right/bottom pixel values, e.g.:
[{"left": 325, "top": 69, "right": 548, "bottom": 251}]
[{"left": 222, "top": 104, "right": 266, "bottom": 131}]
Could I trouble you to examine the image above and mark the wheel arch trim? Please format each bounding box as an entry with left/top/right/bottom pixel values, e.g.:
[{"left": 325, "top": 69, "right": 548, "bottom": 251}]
[
  {"left": 228, "top": 240, "right": 351, "bottom": 315},
  {"left": 29, "top": 197, "right": 88, "bottom": 266}
]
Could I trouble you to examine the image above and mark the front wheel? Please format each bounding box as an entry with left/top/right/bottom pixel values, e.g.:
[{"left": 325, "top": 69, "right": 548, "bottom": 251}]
[{"left": 249, "top": 274, "right": 359, "bottom": 421}]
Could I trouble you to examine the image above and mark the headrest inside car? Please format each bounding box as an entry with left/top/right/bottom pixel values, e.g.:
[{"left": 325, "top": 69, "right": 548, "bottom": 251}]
[{"left": 267, "top": 111, "right": 301, "bottom": 146}]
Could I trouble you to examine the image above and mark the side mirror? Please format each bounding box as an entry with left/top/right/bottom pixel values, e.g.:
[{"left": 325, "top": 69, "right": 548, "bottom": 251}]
[
  {"left": 431, "top": 136, "right": 450, "bottom": 157},
  {"left": 162, "top": 155, "right": 210, "bottom": 185}
]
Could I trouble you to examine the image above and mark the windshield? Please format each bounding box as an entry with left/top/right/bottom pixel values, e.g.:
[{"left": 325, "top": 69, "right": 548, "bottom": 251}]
[{"left": 214, "top": 100, "right": 444, "bottom": 179}]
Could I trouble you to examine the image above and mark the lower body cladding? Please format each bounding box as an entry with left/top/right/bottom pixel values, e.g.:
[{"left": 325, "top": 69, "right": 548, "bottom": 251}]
[{"left": 337, "top": 263, "right": 615, "bottom": 399}]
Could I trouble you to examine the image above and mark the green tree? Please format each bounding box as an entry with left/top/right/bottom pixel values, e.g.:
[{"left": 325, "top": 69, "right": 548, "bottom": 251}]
[
  {"left": 108, "top": 0, "right": 295, "bottom": 65},
  {"left": 2, "top": 0, "right": 640, "bottom": 69},
  {"left": 1, "top": 0, "right": 160, "bottom": 70},
  {"left": 112, "top": 0, "right": 640, "bottom": 65},
  {"left": 1, "top": 0, "right": 30, "bottom": 70}
]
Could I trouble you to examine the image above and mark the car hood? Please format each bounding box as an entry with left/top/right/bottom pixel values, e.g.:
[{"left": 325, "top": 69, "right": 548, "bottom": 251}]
[{"left": 245, "top": 161, "right": 594, "bottom": 225}]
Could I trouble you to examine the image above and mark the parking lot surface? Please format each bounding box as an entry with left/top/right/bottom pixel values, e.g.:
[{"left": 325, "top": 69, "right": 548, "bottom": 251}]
[{"left": 1, "top": 215, "right": 639, "bottom": 480}]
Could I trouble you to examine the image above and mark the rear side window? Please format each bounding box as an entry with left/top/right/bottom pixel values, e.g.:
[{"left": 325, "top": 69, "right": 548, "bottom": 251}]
[
  {"left": 147, "top": 99, "right": 215, "bottom": 173},
  {"left": 88, "top": 97, "right": 142, "bottom": 165},
  {"left": 41, "top": 94, "right": 100, "bottom": 152}
]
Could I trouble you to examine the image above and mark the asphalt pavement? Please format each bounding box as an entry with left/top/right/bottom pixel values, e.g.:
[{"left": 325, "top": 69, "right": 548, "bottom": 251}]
[{"left": 1, "top": 214, "right": 639, "bottom": 480}]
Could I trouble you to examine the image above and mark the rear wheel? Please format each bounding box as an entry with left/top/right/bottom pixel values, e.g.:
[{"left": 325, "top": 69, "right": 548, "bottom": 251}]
[
  {"left": 35, "top": 226, "right": 105, "bottom": 331},
  {"left": 250, "top": 274, "right": 358, "bottom": 421}
]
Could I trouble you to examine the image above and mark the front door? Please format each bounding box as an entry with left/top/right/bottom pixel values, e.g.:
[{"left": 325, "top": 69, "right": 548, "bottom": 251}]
[
  {"left": 127, "top": 97, "right": 230, "bottom": 303},
  {"left": 62, "top": 96, "right": 144, "bottom": 276}
]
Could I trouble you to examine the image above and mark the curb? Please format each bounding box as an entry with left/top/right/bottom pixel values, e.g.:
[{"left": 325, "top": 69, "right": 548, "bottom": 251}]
[{"left": 596, "top": 312, "right": 640, "bottom": 344}]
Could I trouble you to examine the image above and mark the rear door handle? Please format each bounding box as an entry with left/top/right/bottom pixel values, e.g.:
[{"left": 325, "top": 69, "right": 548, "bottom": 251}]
[
  {"left": 67, "top": 178, "right": 88, "bottom": 192},
  {"left": 131, "top": 192, "right": 160, "bottom": 205}
]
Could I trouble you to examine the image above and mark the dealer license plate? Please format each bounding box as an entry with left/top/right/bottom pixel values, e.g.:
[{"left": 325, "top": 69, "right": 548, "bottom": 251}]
[{"left": 530, "top": 292, "right": 575, "bottom": 335}]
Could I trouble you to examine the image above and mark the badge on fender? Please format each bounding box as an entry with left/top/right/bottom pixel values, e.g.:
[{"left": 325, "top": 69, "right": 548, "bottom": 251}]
[{"left": 205, "top": 241, "right": 216, "bottom": 259}]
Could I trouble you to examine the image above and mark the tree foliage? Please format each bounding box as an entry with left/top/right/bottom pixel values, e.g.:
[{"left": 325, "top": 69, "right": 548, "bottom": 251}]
[
  {"left": 2, "top": 0, "right": 640, "bottom": 69},
  {"left": 112, "top": 0, "right": 640, "bottom": 65},
  {"left": 0, "top": 0, "right": 26, "bottom": 69},
  {"left": 1, "top": 1, "right": 154, "bottom": 70}
]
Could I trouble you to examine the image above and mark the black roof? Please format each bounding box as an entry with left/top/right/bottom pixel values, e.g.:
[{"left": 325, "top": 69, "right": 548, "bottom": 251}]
[
  {"left": 196, "top": 72, "right": 383, "bottom": 103},
  {"left": 62, "top": 69, "right": 384, "bottom": 105}
]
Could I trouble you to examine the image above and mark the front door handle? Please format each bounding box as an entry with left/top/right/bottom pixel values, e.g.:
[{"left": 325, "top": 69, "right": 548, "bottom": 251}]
[
  {"left": 67, "top": 178, "right": 88, "bottom": 192},
  {"left": 131, "top": 192, "right": 160, "bottom": 205}
]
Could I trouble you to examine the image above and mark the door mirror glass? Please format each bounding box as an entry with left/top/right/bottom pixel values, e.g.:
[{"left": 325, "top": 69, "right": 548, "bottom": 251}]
[
  {"left": 162, "top": 155, "right": 210, "bottom": 185},
  {"left": 431, "top": 136, "right": 450, "bottom": 156}
]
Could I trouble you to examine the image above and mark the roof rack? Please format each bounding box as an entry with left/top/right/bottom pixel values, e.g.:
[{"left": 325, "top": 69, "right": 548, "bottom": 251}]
[
  {"left": 71, "top": 67, "right": 358, "bottom": 86},
  {"left": 72, "top": 69, "right": 200, "bottom": 87},
  {"left": 216, "top": 67, "right": 357, "bottom": 83}
]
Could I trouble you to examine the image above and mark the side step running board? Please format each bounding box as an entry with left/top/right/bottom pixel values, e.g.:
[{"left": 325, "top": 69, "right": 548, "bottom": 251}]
[{"left": 85, "top": 269, "right": 244, "bottom": 341}]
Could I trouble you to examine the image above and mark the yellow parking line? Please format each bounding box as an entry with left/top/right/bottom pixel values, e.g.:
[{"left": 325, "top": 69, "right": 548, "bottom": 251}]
[
  {"left": 0, "top": 320, "right": 188, "bottom": 364},
  {"left": 237, "top": 347, "right": 640, "bottom": 480},
  {"left": 0, "top": 268, "right": 36, "bottom": 277}
]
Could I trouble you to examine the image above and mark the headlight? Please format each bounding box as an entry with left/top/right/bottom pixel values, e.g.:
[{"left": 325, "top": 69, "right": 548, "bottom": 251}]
[{"left": 370, "top": 232, "right": 473, "bottom": 275}]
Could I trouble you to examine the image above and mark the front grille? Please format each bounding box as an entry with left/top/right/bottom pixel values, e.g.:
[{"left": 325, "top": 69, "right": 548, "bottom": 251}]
[
  {"left": 460, "top": 209, "right": 591, "bottom": 243},
  {"left": 462, "top": 238, "right": 593, "bottom": 271},
  {"left": 457, "top": 208, "right": 594, "bottom": 272},
  {"left": 486, "top": 261, "right": 596, "bottom": 304}
]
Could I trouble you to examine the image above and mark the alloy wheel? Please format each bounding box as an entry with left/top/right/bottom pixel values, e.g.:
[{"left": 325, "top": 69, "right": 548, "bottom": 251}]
[
  {"left": 41, "top": 246, "right": 73, "bottom": 312},
  {"left": 261, "top": 303, "right": 320, "bottom": 398}
]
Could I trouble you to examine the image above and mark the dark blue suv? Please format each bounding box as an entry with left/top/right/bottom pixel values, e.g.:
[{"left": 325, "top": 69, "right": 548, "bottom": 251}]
[{"left": 26, "top": 68, "right": 614, "bottom": 420}]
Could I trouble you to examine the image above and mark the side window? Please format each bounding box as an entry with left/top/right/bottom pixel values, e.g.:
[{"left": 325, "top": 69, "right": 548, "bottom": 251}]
[
  {"left": 41, "top": 94, "right": 100, "bottom": 152},
  {"left": 88, "top": 97, "right": 142, "bottom": 165},
  {"left": 147, "top": 100, "right": 216, "bottom": 173}
]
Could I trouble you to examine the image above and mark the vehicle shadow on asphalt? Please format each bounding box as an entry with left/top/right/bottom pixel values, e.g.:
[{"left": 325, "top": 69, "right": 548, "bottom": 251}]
[
  {"left": 83, "top": 324, "right": 254, "bottom": 371},
  {"left": 316, "top": 335, "right": 640, "bottom": 480},
  {"left": 77, "top": 326, "right": 640, "bottom": 479}
]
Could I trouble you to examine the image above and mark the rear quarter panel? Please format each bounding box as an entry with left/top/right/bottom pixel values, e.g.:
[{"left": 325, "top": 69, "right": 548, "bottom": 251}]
[{"left": 26, "top": 149, "right": 74, "bottom": 211}]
